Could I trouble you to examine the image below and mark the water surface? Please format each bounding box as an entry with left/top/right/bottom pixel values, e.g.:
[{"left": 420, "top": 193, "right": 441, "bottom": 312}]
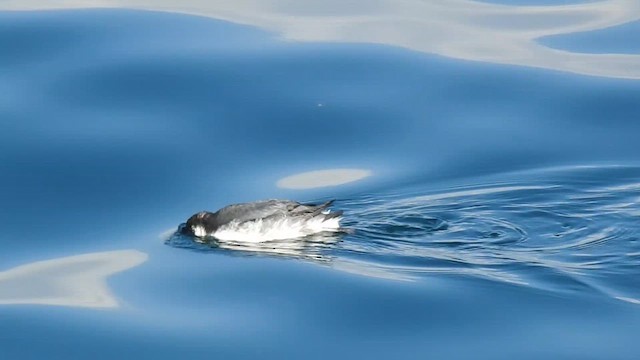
[{"left": 2, "top": 4, "right": 640, "bottom": 359}]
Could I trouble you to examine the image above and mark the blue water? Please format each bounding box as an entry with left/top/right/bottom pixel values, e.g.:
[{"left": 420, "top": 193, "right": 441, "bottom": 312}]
[
  {"left": 2, "top": 6, "right": 640, "bottom": 359},
  {"left": 541, "top": 20, "right": 640, "bottom": 54}
]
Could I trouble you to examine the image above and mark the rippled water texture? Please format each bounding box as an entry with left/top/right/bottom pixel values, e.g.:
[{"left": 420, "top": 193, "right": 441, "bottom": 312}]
[
  {"left": 169, "top": 165, "right": 640, "bottom": 303},
  {"left": 2, "top": 3, "right": 640, "bottom": 360}
]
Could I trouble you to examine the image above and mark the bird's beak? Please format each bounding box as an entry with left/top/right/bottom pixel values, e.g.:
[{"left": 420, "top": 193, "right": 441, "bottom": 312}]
[{"left": 178, "top": 224, "right": 191, "bottom": 235}]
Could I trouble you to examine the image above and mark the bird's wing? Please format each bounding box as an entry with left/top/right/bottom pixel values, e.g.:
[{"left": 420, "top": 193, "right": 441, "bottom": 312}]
[
  {"left": 213, "top": 200, "right": 299, "bottom": 225},
  {"left": 213, "top": 200, "right": 335, "bottom": 225}
]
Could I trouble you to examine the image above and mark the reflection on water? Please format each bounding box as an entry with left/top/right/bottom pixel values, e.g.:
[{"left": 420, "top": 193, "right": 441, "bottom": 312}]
[
  {"left": 167, "top": 228, "right": 414, "bottom": 281},
  {"left": 170, "top": 165, "right": 640, "bottom": 303},
  {"left": 168, "top": 227, "right": 339, "bottom": 261},
  {"left": 0, "top": 250, "right": 147, "bottom": 308},
  {"left": 277, "top": 168, "right": 372, "bottom": 189},
  {"left": 3, "top": 0, "right": 640, "bottom": 78},
  {"left": 2, "top": 4, "right": 640, "bottom": 358}
]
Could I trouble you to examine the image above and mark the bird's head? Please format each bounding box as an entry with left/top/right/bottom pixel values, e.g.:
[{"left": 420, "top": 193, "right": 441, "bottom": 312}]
[{"left": 182, "top": 211, "right": 216, "bottom": 238}]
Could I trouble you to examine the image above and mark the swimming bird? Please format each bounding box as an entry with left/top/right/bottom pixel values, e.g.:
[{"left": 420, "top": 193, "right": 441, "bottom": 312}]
[{"left": 181, "top": 200, "right": 343, "bottom": 243}]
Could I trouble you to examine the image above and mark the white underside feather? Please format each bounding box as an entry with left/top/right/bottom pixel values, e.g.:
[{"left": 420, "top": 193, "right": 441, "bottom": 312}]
[{"left": 210, "top": 215, "right": 342, "bottom": 243}]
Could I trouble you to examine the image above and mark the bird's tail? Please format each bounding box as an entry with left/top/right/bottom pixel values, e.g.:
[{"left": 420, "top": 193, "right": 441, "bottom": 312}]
[
  {"left": 322, "top": 210, "right": 343, "bottom": 220},
  {"left": 306, "top": 200, "right": 343, "bottom": 221},
  {"left": 318, "top": 200, "right": 343, "bottom": 222}
]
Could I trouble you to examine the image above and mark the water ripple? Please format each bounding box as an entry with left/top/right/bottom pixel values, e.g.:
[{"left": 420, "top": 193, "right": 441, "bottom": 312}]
[
  {"left": 167, "top": 165, "right": 640, "bottom": 302},
  {"left": 334, "top": 165, "right": 640, "bottom": 301}
]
